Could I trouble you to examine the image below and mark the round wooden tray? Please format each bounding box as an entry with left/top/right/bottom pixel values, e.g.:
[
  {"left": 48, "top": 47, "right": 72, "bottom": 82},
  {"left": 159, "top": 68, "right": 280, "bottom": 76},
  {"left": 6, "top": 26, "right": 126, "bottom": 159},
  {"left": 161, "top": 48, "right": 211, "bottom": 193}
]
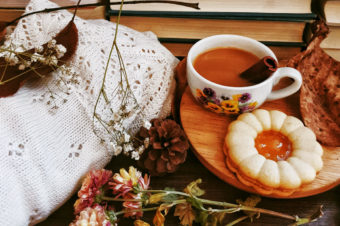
[{"left": 180, "top": 87, "right": 340, "bottom": 198}]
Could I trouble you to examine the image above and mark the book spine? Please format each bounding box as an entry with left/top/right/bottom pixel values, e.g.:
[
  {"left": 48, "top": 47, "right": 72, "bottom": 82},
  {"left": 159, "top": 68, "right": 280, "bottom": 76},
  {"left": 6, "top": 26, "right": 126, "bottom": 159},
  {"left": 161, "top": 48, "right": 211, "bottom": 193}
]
[
  {"left": 108, "top": 10, "right": 316, "bottom": 22},
  {"left": 159, "top": 38, "right": 306, "bottom": 47}
]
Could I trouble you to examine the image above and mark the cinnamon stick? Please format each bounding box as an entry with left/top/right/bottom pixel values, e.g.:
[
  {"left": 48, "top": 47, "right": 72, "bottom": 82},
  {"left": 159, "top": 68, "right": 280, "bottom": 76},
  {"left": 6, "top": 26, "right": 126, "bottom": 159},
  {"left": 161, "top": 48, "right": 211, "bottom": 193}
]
[{"left": 240, "top": 56, "right": 278, "bottom": 84}]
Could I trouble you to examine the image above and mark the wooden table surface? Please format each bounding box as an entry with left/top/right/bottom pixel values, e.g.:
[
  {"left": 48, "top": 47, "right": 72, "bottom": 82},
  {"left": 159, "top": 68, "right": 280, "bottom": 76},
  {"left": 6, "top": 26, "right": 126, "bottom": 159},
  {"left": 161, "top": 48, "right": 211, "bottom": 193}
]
[{"left": 37, "top": 151, "right": 340, "bottom": 226}]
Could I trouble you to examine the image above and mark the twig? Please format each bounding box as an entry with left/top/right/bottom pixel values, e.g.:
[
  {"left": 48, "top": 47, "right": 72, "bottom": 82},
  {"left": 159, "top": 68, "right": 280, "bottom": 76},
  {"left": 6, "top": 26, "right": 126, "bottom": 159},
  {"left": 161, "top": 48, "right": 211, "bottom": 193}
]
[
  {"left": 3, "top": 0, "right": 200, "bottom": 27},
  {"left": 71, "top": 0, "right": 82, "bottom": 22}
]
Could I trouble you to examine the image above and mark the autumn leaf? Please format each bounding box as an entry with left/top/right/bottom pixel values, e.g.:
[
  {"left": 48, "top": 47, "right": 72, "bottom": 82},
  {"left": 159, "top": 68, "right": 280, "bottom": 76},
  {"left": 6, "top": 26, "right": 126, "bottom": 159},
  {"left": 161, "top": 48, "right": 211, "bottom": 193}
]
[
  {"left": 184, "top": 179, "right": 205, "bottom": 197},
  {"left": 134, "top": 219, "right": 150, "bottom": 226},
  {"left": 174, "top": 202, "right": 195, "bottom": 226},
  {"left": 0, "top": 12, "right": 78, "bottom": 97},
  {"left": 153, "top": 203, "right": 173, "bottom": 226},
  {"left": 153, "top": 208, "right": 166, "bottom": 226},
  {"left": 236, "top": 195, "right": 261, "bottom": 221}
]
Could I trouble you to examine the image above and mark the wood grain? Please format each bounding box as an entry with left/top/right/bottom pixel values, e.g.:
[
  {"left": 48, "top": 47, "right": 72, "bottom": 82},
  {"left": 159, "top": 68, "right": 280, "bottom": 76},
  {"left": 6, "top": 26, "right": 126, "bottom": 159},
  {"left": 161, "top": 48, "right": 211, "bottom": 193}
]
[{"left": 180, "top": 87, "right": 340, "bottom": 198}]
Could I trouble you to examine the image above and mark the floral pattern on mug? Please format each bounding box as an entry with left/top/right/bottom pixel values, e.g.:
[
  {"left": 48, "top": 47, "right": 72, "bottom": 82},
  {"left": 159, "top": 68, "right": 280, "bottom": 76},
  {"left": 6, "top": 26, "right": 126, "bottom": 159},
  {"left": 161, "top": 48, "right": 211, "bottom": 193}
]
[{"left": 195, "top": 88, "right": 257, "bottom": 114}]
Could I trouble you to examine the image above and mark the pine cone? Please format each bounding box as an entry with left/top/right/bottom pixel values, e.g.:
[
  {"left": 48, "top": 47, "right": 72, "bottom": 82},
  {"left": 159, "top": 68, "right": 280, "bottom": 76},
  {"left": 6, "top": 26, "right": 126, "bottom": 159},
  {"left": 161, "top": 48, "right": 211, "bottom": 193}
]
[{"left": 138, "top": 119, "right": 189, "bottom": 176}]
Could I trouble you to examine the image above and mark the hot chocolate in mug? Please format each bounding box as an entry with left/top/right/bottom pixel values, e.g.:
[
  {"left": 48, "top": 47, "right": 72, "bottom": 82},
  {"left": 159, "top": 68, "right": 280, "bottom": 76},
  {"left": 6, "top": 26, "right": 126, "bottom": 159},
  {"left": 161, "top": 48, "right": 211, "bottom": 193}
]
[{"left": 186, "top": 34, "right": 302, "bottom": 114}]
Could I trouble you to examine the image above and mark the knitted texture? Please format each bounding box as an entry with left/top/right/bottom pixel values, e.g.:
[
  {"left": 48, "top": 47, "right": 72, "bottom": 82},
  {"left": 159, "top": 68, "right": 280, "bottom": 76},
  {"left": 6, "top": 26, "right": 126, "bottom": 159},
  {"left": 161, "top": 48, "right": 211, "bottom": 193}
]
[{"left": 0, "top": 0, "right": 178, "bottom": 225}]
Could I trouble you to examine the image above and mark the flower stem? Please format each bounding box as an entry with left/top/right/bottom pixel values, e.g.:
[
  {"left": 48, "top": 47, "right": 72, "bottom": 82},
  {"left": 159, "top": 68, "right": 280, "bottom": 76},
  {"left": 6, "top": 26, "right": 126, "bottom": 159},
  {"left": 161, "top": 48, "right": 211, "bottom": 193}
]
[
  {"left": 102, "top": 196, "right": 142, "bottom": 202},
  {"left": 139, "top": 189, "right": 189, "bottom": 197},
  {"left": 225, "top": 216, "right": 249, "bottom": 226},
  {"left": 116, "top": 206, "right": 159, "bottom": 216},
  {"left": 197, "top": 198, "right": 296, "bottom": 221},
  {"left": 139, "top": 190, "right": 296, "bottom": 221},
  {"left": 93, "top": 0, "right": 123, "bottom": 121}
]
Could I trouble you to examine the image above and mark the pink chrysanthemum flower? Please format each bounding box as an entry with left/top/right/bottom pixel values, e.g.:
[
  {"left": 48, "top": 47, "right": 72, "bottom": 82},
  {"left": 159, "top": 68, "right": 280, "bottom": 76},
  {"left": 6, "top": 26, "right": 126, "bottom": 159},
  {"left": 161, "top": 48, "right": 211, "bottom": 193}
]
[
  {"left": 110, "top": 166, "right": 150, "bottom": 198},
  {"left": 74, "top": 169, "right": 113, "bottom": 214},
  {"left": 122, "top": 192, "right": 144, "bottom": 218},
  {"left": 109, "top": 166, "right": 150, "bottom": 219},
  {"left": 70, "top": 205, "right": 113, "bottom": 226}
]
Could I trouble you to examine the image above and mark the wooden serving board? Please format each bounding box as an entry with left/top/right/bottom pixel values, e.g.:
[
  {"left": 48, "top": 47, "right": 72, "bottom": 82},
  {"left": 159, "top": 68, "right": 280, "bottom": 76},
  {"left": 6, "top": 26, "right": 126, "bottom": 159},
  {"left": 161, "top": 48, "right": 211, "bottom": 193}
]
[{"left": 180, "top": 87, "right": 340, "bottom": 198}]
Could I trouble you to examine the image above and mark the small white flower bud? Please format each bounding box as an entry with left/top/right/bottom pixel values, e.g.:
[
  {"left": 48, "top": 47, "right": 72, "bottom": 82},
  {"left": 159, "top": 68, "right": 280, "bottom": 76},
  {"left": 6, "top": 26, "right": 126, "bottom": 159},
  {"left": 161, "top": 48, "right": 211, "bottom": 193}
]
[
  {"left": 18, "top": 64, "right": 25, "bottom": 70},
  {"left": 143, "top": 120, "right": 152, "bottom": 130}
]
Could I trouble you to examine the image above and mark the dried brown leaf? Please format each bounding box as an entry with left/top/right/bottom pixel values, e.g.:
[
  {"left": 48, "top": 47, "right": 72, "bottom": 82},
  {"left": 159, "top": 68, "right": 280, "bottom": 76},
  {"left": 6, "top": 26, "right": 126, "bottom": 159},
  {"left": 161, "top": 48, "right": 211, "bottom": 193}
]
[
  {"left": 287, "top": 20, "right": 340, "bottom": 146},
  {"left": 0, "top": 19, "right": 78, "bottom": 98}
]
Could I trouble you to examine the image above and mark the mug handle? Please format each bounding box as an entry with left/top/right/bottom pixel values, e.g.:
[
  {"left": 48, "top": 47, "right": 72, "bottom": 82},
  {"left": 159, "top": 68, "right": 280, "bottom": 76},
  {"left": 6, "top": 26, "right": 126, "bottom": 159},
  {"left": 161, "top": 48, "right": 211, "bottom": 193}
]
[{"left": 267, "top": 67, "right": 302, "bottom": 101}]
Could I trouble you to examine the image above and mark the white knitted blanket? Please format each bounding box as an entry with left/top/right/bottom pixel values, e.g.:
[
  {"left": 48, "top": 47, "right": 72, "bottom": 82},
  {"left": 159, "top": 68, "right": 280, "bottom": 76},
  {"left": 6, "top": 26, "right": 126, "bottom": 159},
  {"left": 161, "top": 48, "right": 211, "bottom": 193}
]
[{"left": 0, "top": 0, "right": 178, "bottom": 225}]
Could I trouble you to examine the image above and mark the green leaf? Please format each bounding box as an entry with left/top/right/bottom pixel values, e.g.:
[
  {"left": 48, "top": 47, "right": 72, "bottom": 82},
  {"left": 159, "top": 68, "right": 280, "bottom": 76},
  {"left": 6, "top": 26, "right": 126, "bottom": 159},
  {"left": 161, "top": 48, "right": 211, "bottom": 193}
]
[
  {"left": 196, "top": 210, "right": 209, "bottom": 226},
  {"left": 184, "top": 179, "right": 205, "bottom": 197},
  {"left": 133, "top": 183, "right": 142, "bottom": 193},
  {"left": 106, "top": 210, "right": 117, "bottom": 223},
  {"left": 94, "top": 188, "right": 104, "bottom": 203},
  {"left": 163, "top": 187, "right": 179, "bottom": 202},
  {"left": 187, "top": 196, "right": 205, "bottom": 211}
]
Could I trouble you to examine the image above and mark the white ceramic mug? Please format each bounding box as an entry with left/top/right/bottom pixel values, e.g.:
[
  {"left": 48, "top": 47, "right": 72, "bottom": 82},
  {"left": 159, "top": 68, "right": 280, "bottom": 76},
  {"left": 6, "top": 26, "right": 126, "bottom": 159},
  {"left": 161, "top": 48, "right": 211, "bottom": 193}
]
[{"left": 187, "top": 34, "right": 302, "bottom": 114}]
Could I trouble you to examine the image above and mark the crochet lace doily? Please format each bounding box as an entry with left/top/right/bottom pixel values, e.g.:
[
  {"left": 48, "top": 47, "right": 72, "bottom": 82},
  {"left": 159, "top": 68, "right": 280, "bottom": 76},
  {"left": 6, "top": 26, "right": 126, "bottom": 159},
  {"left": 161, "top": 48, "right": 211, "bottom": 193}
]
[{"left": 0, "top": 0, "right": 178, "bottom": 225}]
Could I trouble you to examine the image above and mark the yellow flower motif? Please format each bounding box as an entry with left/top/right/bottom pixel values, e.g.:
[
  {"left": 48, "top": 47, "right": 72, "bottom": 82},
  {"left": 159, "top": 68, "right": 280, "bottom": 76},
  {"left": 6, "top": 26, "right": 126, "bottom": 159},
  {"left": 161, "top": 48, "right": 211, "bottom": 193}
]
[
  {"left": 196, "top": 88, "right": 206, "bottom": 98},
  {"left": 249, "top": 101, "right": 258, "bottom": 108},
  {"left": 221, "top": 100, "right": 239, "bottom": 113},
  {"left": 232, "top": 94, "right": 242, "bottom": 101},
  {"left": 206, "top": 102, "right": 223, "bottom": 113}
]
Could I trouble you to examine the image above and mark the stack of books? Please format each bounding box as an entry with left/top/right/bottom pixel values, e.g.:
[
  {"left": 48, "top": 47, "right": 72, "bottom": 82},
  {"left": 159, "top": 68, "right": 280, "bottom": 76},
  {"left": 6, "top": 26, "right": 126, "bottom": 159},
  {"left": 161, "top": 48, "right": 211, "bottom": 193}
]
[
  {"left": 109, "top": 0, "right": 316, "bottom": 61},
  {"left": 312, "top": 0, "right": 340, "bottom": 60},
  {"left": 0, "top": 0, "right": 104, "bottom": 22}
]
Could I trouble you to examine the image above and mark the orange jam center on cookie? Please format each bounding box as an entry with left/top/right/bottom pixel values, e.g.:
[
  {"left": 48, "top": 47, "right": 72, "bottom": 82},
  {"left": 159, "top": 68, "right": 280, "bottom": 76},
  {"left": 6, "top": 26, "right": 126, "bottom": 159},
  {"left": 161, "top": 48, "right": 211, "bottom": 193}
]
[{"left": 255, "top": 130, "right": 292, "bottom": 161}]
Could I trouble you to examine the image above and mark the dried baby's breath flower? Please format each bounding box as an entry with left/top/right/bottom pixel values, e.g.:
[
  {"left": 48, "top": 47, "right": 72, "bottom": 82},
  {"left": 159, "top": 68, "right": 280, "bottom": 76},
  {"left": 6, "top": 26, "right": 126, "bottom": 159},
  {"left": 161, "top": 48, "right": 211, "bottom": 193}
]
[
  {"left": 143, "top": 120, "right": 151, "bottom": 130},
  {"left": 47, "top": 39, "right": 57, "bottom": 48},
  {"left": 124, "top": 132, "right": 131, "bottom": 143},
  {"left": 131, "top": 151, "right": 140, "bottom": 160},
  {"left": 56, "top": 44, "right": 66, "bottom": 58},
  {"left": 18, "top": 64, "right": 25, "bottom": 70},
  {"left": 123, "top": 143, "right": 134, "bottom": 154},
  {"left": 5, "top": 54, "right": 19, "bottom": 65},
  {"left": 35, "top": 45, "right": 44, "bottom": 53}
]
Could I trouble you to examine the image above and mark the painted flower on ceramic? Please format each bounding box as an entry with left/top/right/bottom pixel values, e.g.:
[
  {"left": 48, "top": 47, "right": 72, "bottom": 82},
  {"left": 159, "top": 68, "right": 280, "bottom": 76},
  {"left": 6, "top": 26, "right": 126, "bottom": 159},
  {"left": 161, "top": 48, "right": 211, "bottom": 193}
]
[
  {"left": 206, "top": 102, "right": 223, "bottom": 113},
  {"left": 221, "top": 100, "right": 239, "bottom": 114},
  {"left": 195, "top": 88, "right": 258, "bottom": 114},
  {"left": 238, "top": 93, "right": 252, "bottom": 103},
  {"left": 196, "top": 88, "right": 206, "bottom": 98},
  {"left": 203, "top": 87, "right": 216, "bottom": 98},
  {"left": 239, "top": 101, "right": 258, "bottom": 113},
  {"left": 196, "top": 89, "right": 208, "bottom": 105},
  {"left": 74, "top": 169, "right": 113, "bottom": 214}
]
